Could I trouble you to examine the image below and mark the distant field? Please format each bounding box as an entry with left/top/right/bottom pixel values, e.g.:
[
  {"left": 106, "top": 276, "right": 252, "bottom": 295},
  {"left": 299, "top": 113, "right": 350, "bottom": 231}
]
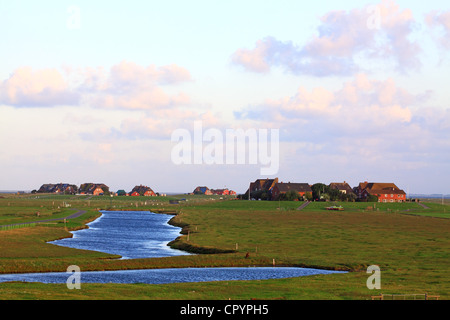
[{"left": 0, "top": 194, "right": 449, "bottom": 300}]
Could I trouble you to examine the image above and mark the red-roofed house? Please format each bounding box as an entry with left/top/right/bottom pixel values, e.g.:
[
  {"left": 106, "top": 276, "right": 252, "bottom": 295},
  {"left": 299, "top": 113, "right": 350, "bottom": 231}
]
[
  {"left": 356, "top": 182, "right": 406, "bottom": 203},
  {"left": 93, "top": 187, "right": 104, "bottom": 196},
  {"left": 271, "top": 182, "right": 312, "bottom": 201},
  {"left": 130, "top": 185, "right": 157, "bottom": 197}
]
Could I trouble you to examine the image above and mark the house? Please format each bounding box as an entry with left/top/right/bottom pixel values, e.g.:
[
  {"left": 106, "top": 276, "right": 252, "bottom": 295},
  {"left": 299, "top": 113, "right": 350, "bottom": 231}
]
[
  {"left": 193, "top": 186, "right": 213, "bottom": 195},
  {"left": 271, "top": 182, "right": 312, "bottom": 200},
  {"left": 211, "top": 189, "right": 229, "bottom": 195},
  {"left": 93, "top": 187, "right": 104, "bottom": 196},
  {"left": 248, "top": 178, "right": 278, "bottom": 193},
  {"left": 144, "top": 189, "right": 156, "bottom": 196},
  {"left": 130, "top": 185, "right": 156, "bottom": 197},
  {"left": 37, "top": 183, "right": 78, "bottom": 195},
  {"left": 130, "top": 191, "right": 140, "bottom": 197},
  {"left": 329, "top": 182, "right": 354, "bottom": 195},
  {"left": 117, "top": 190, "right": 127, "bottom": 196},
  {"left": 246, "top": 178, "right": 279, "bottom": 199},
  {"left": 79, "top": 183, "right": 110, "bottom": 195},
  {"left": 356, "top": 182, "right": 406, "bottom": 203},
  {"left": 210, "top": 188, "right": 237, "bottom": 196}
]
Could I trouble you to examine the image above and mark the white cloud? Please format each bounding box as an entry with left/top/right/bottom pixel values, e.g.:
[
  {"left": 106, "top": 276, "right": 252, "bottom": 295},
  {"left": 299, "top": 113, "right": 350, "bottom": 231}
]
[
  {"left": 426, "top": 10, "right": 450, "bottom": 49},
  {"left": 0, "top": 67, "right": 79, "bottom": 107},
  {"left": 0, "top": 61, "right": 192, "bottom": 110},
  {"left": 232, "top": 73, "right": 450, "bottom": 174},
  {"left": 231, "top": 0, "right": 421, "bottom": 76},
  {"left": 79, "top": 61, "right": 193, "bottom": 110},
  {"left": 231, "top": 38, "right": 274, "bottom": 73}
]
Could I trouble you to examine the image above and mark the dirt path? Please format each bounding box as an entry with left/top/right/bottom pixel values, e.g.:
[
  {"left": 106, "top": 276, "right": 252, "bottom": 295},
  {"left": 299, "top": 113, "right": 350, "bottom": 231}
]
[
  {"left": 417, "top": 202, "right": 430, "bottom": 209},
  {"left": 297, "top": 201, "right": 311, "bottom": 210}
]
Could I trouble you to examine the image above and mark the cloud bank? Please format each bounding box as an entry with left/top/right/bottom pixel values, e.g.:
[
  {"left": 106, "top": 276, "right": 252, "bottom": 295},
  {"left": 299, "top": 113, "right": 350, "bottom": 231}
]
[
  {"left": 234, "top": 74, "right": 450, "bottom": 171},
  {"left": 426, "top": 10, "right": 450, "bottom": 49},
  {"left": 0, "top": 67, "right": 80, "bottom": 107},
  {"left": 232, "top": 0, "right": 421, "bottom": 76},
  {"left": 0, "top": 61, "right": 192, "bottom": 110}
]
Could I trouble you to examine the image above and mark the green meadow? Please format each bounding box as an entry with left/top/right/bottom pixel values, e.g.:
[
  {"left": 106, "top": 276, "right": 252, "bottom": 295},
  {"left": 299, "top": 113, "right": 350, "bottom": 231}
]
[{"left": 0, "top": 193, "right": 449, "bottom": 300}]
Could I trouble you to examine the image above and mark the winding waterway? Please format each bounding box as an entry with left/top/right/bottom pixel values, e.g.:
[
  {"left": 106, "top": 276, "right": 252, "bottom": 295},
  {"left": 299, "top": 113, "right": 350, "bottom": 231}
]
[
  {"left": 50, "top": 210, "right": 190, "bottom": 259},
  {"left": 0, "top": 210, "right": 346, "bottom": 284}
]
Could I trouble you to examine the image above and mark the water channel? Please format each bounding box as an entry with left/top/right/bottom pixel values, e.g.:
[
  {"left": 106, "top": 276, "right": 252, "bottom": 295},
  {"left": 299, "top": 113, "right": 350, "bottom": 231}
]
[{"left": 0, "top": 210, "right": 345, "bottom": 284}]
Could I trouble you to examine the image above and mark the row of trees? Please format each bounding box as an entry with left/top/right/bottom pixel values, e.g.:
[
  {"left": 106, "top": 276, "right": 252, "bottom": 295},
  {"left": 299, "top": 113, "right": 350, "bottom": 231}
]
[
  {"left": 310, "top": 183, "right": 357, "bottom": 202},
  {"left": 310, "top": 183, "right": 380, "bottom": 202}
]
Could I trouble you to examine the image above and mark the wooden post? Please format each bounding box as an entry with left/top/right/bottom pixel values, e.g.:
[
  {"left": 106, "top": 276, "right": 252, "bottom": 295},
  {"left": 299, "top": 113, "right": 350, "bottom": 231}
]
[
  {"left": 236, "top": 243, "right": 238, "bottom": 250},
  {"left": 272, "top": 258, "right": 275, "bottom": 267}
]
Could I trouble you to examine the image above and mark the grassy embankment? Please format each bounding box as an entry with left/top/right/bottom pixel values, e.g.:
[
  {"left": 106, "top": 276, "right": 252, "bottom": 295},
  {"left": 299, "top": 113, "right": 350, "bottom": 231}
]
[{"left": 0, "top": 194, "right": 449, "bottom": 300}]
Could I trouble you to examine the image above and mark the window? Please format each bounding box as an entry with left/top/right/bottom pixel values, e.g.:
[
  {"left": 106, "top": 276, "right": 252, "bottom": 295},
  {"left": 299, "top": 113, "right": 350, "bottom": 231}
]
[{"left": 391, "top": 194, "right": 394, "bottom": 197}]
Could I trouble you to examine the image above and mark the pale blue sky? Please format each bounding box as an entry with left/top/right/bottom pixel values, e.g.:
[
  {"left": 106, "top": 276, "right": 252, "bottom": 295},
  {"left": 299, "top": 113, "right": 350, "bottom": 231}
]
[{"left": 1, "top": 1, "right": 449, "bottom": 194}]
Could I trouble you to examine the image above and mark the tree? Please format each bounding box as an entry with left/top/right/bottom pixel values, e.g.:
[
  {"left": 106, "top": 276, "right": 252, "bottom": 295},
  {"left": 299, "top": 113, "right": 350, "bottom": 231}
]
[
  {"left": 347, "top": 193, "right": 357, "bottom": 202},
  {"left": 321, "top": 193, "right": 331, "bottom": 201},
  {"left": 311, "top": 183, "right": 327, "bottom": 200},
  {"left": 280, "top": 190, "right": 300, "bottom": 201},
  {"left": 327, "top": 188, "right": 341, "bottom": 201}
]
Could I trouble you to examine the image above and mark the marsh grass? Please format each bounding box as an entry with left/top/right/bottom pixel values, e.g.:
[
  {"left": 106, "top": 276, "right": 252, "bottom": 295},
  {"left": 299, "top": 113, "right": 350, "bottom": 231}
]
[{"left": 0, "top": 194, "right": 449, "bottom": 300}]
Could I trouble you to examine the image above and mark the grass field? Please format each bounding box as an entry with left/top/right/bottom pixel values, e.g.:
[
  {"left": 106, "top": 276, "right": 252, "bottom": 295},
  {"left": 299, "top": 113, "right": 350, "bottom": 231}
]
[{"left": 0, "top": 193, "right": 449, "bottom": 300}]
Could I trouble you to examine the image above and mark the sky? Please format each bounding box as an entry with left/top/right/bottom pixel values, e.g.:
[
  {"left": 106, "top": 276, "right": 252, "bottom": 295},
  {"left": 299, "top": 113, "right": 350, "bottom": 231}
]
[{"left": 1, "top": 0, "right": 449, "bottom": 194}]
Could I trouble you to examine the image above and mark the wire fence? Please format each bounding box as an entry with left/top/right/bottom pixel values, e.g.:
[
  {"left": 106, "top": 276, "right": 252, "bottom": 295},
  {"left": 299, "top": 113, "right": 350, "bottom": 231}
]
[
  {"left": 0, "top": 223, "right": 37, "bottom": 231},
  {"left": 372, "top": 293, "right": 440, "bottom": 300}
]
